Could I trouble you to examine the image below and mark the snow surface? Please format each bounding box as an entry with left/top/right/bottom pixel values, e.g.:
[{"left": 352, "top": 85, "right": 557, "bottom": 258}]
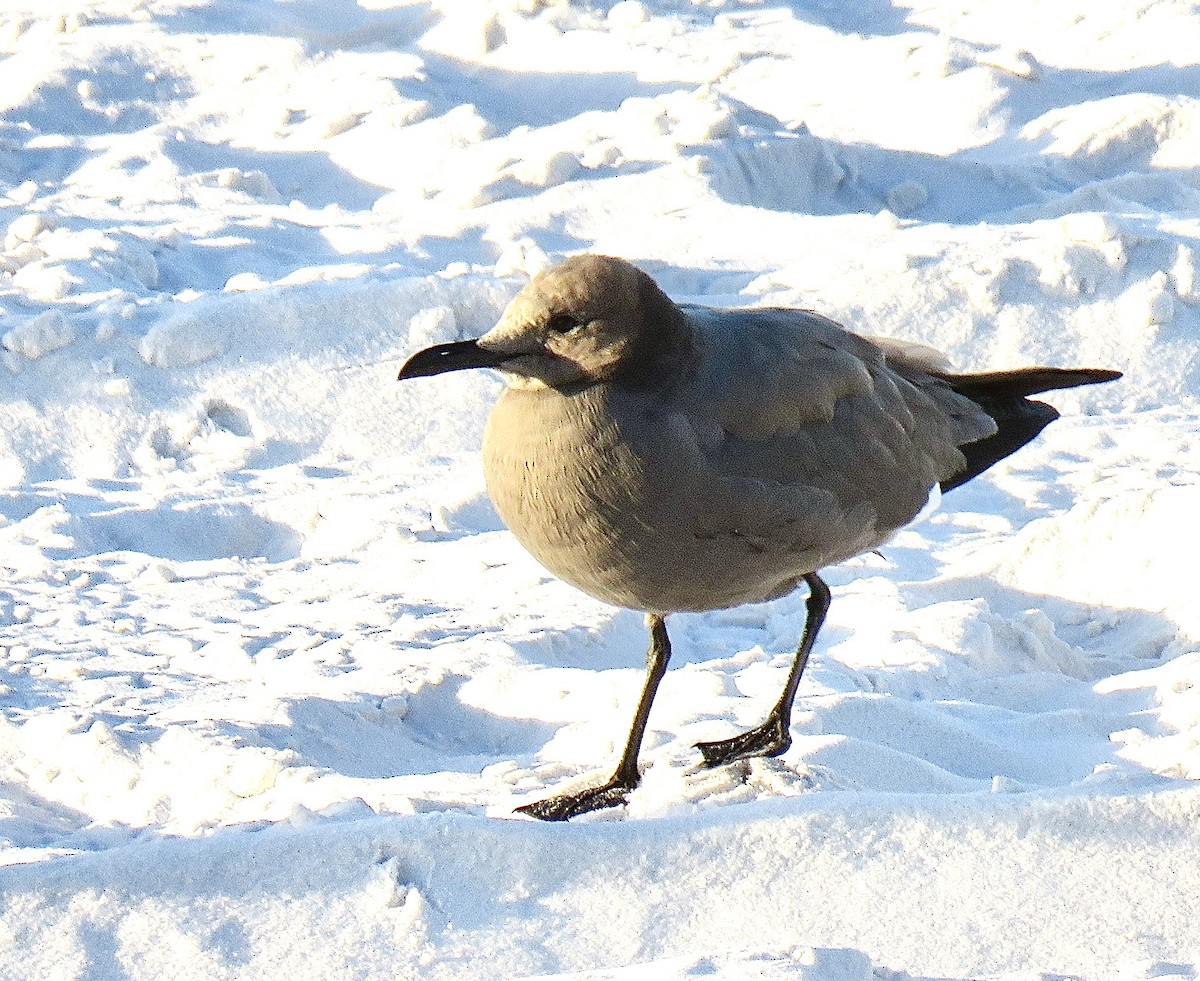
[{"left": 1, "top": 0, "right": 1199, "bottom": 978}]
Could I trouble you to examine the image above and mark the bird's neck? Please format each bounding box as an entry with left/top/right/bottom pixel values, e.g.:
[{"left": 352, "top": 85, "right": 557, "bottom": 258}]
[{"left": 616, "top": 280, "right": 697, "bottom": 391}]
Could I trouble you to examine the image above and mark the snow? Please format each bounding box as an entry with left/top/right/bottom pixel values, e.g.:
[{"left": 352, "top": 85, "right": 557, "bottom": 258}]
[{"left": 0, "top": 0, "right": 1198, "bottom": 978}]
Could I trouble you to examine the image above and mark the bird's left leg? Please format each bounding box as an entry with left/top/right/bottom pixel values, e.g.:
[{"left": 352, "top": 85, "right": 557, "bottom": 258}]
[
  {"left": 695, "top": 572, "right": 830, "bottom": 768},
  {"left": 515, "top": 612, "right": 671, "bottom": 821}
]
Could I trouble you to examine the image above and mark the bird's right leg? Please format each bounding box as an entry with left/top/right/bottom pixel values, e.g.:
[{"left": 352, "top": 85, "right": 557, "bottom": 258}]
[
  {"left": 695, "top": 572, "right": 830, "bottom": 768},
  {"left": 515, "top": 612, "right": 671, "bottom": 822}
]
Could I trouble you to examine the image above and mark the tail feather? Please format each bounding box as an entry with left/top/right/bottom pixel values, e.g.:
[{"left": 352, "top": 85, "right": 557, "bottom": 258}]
[{"left": 938, "top": 366, "right": 1121, "bottom": 493}]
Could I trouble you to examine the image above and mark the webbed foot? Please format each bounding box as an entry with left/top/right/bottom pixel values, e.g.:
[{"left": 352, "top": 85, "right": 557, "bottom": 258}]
[
  {"left": 695, "top": 714, "right": 790, "bottom": 768},
  {"left": 514, "top": 778, "right": 634, "bottom": 822}
]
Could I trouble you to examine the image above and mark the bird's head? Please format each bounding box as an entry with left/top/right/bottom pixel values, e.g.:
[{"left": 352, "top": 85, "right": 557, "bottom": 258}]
[{"left": 398, "top": 255, "right": 690, "bottom": 390}]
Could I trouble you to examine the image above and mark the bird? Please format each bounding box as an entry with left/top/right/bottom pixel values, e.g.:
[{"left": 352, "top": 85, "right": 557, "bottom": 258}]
[{"left": 397, "top": 254, "right": 1120, "bottom": 821}]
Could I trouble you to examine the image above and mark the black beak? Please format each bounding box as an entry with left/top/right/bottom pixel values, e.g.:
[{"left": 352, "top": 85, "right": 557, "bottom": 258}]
[{"left": 397, "top": 339, "right": 512, "bottom": 380}]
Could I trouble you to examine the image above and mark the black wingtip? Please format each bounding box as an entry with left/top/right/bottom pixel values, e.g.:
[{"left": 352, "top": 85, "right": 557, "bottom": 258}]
[{"left": 940, "top": 365, "right": 1121, "bottom": 494}]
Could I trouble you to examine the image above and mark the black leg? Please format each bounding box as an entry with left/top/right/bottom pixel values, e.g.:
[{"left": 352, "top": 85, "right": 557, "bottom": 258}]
[
  {"left": 515, "top": 612, "right": 672, "bottom": 821},
  {"left": 695, "top": 572, "right": 830, "bottom": 768}
]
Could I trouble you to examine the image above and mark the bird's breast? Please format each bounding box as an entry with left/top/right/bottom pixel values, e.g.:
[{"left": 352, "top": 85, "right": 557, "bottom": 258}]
[
  {"left": 481, "top": 384, "right": 876, "bottom": 614},
  {"left": 483, "top": 385, "right": 656, "bottom": 607}
]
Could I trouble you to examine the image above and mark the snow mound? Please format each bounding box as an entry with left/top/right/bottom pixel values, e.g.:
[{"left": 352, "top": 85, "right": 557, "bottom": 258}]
[{"left": 2, "top": 310, "right": 75, "bottom": 360}]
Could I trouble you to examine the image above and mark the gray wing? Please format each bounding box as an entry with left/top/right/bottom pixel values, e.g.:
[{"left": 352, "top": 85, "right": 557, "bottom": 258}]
[{"left": 653, "top": 307, "right": 996, "bottom": 558}]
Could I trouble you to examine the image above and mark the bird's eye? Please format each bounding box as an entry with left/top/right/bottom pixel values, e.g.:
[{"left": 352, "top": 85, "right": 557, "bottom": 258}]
[{"left": 546, "top": 313, "right": 581, "bottom": 334}]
